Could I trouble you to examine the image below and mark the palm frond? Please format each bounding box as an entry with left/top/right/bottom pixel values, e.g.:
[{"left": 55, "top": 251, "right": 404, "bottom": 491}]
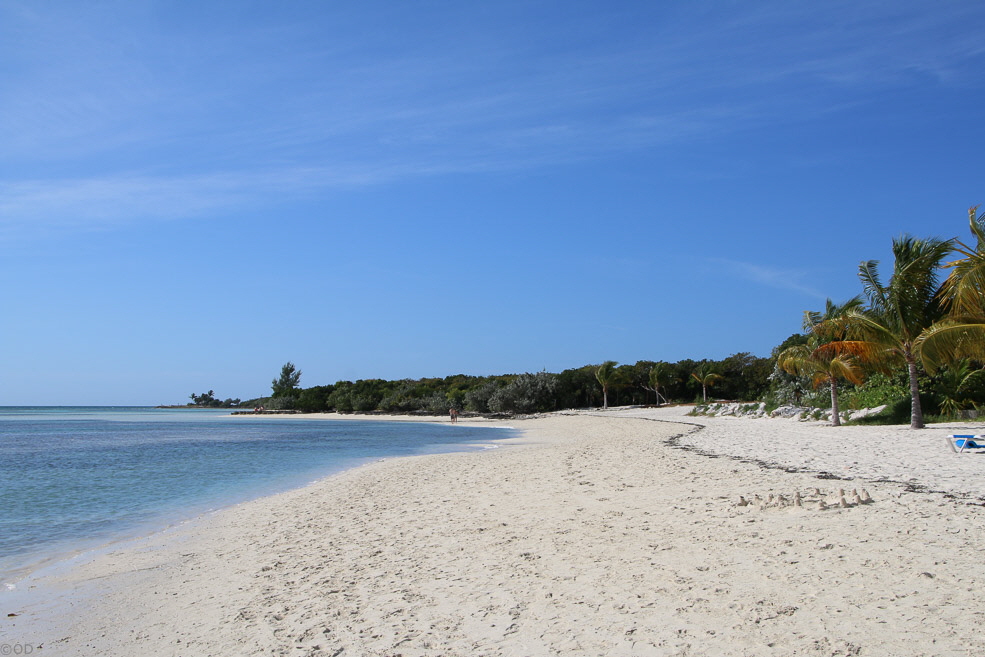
[
  {"left": 809, "top": 372, "right": 830, "bottom": 389},
  {"left": 942, "top": 254, "right": 985, "bottom": 317},
  {"left": 971, "top": 205, "right": 985, "bottom": 252},
  {"left": 828, "top": 354, "right": 866, "bottom": 386},
  {"left": 837, "top": 309, "right": 901, "bottom": 350},
  {"left": 777, "top": 345, "right": 820, "bottom": 379},
  {"left": 802, "top": 309, "right": 822, "bottom": 333},
  {"left": 777, "top": 344, "right": 868, "bottom": 390},
  {"left": 804, "top": 297, "right": 864, "bottom": 338},
  {"left": 940, "top": 207, "right": 985, "bottom": 318},
  {"left": 595, "top": 361, "right": 618, "bottom": 386},
  {"left": 915, "top": 320, "right": 985, "bottom": 373},
  {"left": 691, "top": 370, "right": 724, "bottom": 386},
  {"left": 883, "top": 236, "right": 951, "bottom": 339},
  {"left": 813, "top": 339, "right": 884, "bottom": 361},
  {"left": 858, "top": 260, "right": 885, "bottom": 311}
]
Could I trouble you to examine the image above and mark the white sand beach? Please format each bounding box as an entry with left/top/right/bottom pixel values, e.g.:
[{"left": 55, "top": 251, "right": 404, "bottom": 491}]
[{"left": 5, "top": 408, "right": 985, "bottom": 656}]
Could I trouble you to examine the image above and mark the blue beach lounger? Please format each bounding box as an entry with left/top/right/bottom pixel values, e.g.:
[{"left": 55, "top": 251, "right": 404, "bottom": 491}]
[{"left": 947, "top": 434, "right": 985, "bottom": 453}]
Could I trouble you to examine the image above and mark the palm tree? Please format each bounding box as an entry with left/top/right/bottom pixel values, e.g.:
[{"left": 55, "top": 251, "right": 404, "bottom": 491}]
[
  {"left": 917, "top": 206, "right": 985, "bottom": 371},
  {"left": 778, "top": 345, "right": 867, "bottom": 426},
  {"left": 691, "top": 364, "right": 723, "bottom": 403},
  {"left": 595, "top": 361, "right": 618, "bottom": 409},
  {"left": 778, "top": 297, "right": 870, "bottom": 426},
  {"left": 645, "top": 362, "right": 675, "bottom": 406},
  {"left": 835, "top": 235, "right": 953, "bottom": 428}
]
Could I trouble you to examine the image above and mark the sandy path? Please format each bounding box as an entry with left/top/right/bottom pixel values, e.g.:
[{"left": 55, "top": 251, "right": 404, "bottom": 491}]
[{"left": 5, "top": 412, "right": 985, "bottom": 656}]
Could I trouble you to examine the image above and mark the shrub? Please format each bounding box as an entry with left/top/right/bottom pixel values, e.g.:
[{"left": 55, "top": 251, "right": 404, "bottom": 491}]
[
  {"left": 420, "top": 392, "right": 452, "bottom": 415},
  {"left": 465, "top": 381, "right": 504, "bottom": 413},
  {"left": 487, "top": 372, "right": 558, "bottom": 414},
  {"left": 841, "top": 372, "right": 907, "bottom": 410}
]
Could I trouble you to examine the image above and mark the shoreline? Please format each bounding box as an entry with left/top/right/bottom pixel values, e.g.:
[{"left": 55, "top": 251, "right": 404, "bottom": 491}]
[
  {"left": 3, "top": 415, "right": 532, "bottom": 653},
  {"left": 239, "top": 407, "right": 985, "bottom": 499},
  {"left": 226, "top": 409, "right": 523, "bottom": 425},
  {"left": 0, "top": 415, "right": 520, "bottom": 600},
  {"left": 6, "top": 409, "right": 985, "bottom": 655}
]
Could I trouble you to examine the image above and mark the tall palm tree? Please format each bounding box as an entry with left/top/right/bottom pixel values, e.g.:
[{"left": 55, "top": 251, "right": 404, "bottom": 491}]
[
  {"left": 917, "top": 206, "right": 985, "bottom": 371},
  {"left": 595, "top": 361, "right": 618, "bottom": 409},
  {"left": 691, "top": 364, "right": 723, "bottom": 403},
  {"left": 835, "top": 235, "right": 953, "bottom": 428},
  {"left": 778, "top": 297, "right": 871, "bottom": 426}
]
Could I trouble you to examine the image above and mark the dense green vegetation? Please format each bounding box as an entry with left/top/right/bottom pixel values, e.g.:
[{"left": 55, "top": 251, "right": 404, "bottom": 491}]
[
  {"left": 244, "top": 353, "right": 774, "bottom": 415},
  {"left": 771, "top": 206, "right": 985, "bottom": 427}
]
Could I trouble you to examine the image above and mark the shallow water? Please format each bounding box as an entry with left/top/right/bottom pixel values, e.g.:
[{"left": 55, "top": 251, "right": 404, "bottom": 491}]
[{"left": 0, "top": 407, "right": 514, "bottom": 584}]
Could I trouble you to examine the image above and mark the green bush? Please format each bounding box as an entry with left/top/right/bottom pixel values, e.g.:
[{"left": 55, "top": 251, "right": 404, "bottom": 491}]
[
  {"left": 841, "top": 372, "right": 907, "bottom": 410},
  {"left": 295, "top": 385, "right": 334, "bottom": 412},
  {"left": 487, "top": 372, "right": 558, "bottom": 414},
  {"left": 464, "top": 381, "right": 502, "bottom": 413},
  {"left": 421, "top": 392, "right": 452, "bottom": 415}
]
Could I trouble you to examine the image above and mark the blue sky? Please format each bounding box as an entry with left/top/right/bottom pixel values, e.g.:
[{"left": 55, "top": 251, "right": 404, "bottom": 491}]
[{"left": 2, "top": 1, "right": 984, "bottom": 405}]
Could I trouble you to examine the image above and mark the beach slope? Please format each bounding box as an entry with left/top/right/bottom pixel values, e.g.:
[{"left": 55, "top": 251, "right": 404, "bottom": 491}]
[{"left": 6, "top": 411, "right": 985, "bottom": 656}]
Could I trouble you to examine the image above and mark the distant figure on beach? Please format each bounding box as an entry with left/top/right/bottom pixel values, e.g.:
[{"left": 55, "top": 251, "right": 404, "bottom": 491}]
[{"left": 450, "top": 408, "right": 459, "bottom": 423}]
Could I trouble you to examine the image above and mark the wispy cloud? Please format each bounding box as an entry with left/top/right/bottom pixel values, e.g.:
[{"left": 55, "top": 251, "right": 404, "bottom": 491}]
[
  {"left": 709, "top": 258, "right": 826, "bottom": 299},
  {"left": 3, "top": 2, "right": 985, "bottom": 239},
  {"left": 0, "top": 174, "right": 237, "bottom": 236},
  {"left": 7, "top": 1, "right": 981, "bottom": 166},
  {"left": 0, "top": 164, "right": 433, "bottom": 240},
  {"left": 0, "top": 155, "right": 534, "bottom": 241}
]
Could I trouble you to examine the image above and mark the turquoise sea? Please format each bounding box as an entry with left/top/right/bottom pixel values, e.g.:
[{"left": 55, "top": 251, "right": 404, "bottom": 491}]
[{"left": 0, "top": 407, "right": 514, "bottom": 586}]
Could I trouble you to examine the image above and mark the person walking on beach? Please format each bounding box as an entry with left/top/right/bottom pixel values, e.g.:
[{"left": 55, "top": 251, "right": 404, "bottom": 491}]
[{"left": 449, "top": 408, "right": 458, "bottom": 423}]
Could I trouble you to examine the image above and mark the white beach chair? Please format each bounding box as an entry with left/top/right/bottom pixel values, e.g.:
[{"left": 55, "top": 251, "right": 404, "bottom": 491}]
[{"left": 946, "top": 434, "right": 985, "bottom": 453}]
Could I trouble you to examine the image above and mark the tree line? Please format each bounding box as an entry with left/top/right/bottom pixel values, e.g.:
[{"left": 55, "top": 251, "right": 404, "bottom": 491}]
[
  {"left": 188, "top": 390, "right": 242, "bottom": 408},
  {"left": 247, "top": 355, "right": 775, "bottom": 415}
]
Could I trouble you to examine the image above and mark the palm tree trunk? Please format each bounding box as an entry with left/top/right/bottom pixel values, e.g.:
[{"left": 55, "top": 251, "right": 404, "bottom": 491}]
[
  {"left": 907, "top": 354, "right": 924, "bottom": 429},
  {"left": 702, "top": 384, "right": 707, "bottom": 402},
  {"left": 829, "top": 376, "right": 841, "bottom": 427},
  {"left": 603, "top": 387, "right": 608, "bottom": 409}
]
